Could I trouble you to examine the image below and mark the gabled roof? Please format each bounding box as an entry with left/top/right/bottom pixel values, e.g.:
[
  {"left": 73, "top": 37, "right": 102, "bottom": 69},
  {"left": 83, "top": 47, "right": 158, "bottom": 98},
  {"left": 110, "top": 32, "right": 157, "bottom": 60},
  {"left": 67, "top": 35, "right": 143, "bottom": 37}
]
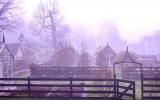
[
  {"left": 6, "top": 43, "right": 35, "bottom": 57},
  {"left": 115, "top": 47, "right": 138, "bottom": 63},
  {"left": 121, "top": 47, "right": 136, "bottom": 62},
  {"left": 0, "top": 42, "right": 14, "bottom": 60},
  {"left": 6, "top": 43, "right": 21, "bottom": 57},
  {"left": 21, "top": 45, "right": 34, "bottom": 56}
]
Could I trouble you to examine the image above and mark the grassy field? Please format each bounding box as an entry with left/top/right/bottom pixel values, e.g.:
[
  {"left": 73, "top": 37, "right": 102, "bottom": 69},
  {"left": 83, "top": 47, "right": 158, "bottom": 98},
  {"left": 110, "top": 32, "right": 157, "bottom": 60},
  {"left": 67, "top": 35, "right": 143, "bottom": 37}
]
[
  {"left": 0, "top": 98, "right": 49, "bottom": 100},
  {"left": 0, "top": 98, "right": 51, "bottom": 100}
]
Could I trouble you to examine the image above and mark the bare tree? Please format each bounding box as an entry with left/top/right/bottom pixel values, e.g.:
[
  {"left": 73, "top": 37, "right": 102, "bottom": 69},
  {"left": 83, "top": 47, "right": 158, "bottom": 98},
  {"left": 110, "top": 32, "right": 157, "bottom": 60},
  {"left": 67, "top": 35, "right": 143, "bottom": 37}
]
[
  {"left": 0, "top": 0, "right": 20, "bottom": 33},
  {"left": 95, "top": 44, "right": 116, "bottom": 67},
  {"left": 78, "top": 42, "right": 90, "bottom": 67},
  {"left": 53, "top": 42, "right": 77, "bottom": 67},
  {"left": 35, "top": 0, "right": 69, "bottom": 49}
]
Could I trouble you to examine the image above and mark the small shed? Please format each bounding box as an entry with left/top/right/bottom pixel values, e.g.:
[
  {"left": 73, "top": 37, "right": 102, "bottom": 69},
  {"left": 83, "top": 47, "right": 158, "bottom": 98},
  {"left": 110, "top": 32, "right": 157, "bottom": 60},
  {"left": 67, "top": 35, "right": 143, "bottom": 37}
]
[{"left": 114, "top": 47, "right": 142, "bottom": 80}]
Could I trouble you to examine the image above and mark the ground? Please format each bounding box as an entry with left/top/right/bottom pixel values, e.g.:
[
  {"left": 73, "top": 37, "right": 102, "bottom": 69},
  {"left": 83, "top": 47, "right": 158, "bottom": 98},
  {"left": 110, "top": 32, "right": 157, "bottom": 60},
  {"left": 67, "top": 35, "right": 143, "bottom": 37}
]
[{"left": 0, "top": 98, "right": 50, "bottom": 100}]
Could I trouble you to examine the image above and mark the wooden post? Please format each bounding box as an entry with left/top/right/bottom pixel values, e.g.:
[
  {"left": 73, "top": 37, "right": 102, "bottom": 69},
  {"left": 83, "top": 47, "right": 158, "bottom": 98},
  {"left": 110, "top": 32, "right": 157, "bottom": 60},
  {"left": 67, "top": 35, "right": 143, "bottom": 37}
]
[
  {"left": 114, "top": 74, "right": 117, "bottom": 100},
  {"left": 116, "top": 80, "right": 119, "bottom": 99},
  {"left": 70, "top": 77, "right": 73, "bottom": 99},
  {"left": 141, "top": 74, "right": 143, "bottom": 100},
  {"left": 122, "top": 66, "right": 123, "bottom": 79},
  {"left": 133, "top": 82, "right": 136, "bottom": 100},
  {"left": 28, "top": 77, "right": 31, "bottom": 97}
]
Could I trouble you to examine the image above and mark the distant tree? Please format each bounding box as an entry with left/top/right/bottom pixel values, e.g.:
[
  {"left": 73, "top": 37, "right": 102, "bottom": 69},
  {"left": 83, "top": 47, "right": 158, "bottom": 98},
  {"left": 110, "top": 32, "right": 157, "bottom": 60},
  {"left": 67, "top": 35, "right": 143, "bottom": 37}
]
[
  {"left": 0, "top": 0, "right": 21, "bottom": 33},
  {"left": 78, "top": 42, "right": 90, "bottom": 67},
  {"left": 96, "top": 46, "right": 107, "bottom": 66},
  {"left": 53, "top": 42, "right": 77, "bottom": 67},
  {"left": 35, "top": 0, "right": 69, "bottom": 49},
  {"left": 95, "top": 44, "right": 115, "bottom": 67}
]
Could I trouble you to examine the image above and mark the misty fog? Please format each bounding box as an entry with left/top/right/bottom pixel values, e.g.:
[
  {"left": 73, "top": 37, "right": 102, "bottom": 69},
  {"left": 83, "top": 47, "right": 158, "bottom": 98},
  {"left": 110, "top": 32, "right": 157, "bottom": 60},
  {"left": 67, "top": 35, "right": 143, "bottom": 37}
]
[{"left": 1, "top": 0, "right": 160, "bottom": 99}]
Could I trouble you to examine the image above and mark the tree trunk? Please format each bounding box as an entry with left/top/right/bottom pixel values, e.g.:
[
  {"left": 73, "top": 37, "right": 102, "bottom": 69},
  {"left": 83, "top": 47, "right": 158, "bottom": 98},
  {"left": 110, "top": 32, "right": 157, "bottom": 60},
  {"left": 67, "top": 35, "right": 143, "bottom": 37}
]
[{"left": 49, "top": 11, "right": 57, "bottom": 50}]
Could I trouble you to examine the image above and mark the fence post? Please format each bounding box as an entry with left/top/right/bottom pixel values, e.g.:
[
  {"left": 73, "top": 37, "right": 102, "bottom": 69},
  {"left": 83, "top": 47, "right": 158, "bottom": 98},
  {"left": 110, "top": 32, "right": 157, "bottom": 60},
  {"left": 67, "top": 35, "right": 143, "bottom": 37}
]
[
  {"left": 70, "top": 77, "right": 73, "bottom": 99},
  {"left": 133, "top": 82, "right": 135, "bottom": 100},
  {"left": 122, "top": 66, "right": 123, "bottom": 79},
  {"left": 28, "top": 77, "right": 31, "bottom": 97},
  {"left": 141, "top": 74, "right": 143, "bottom": 100},
  {"left": 117, "top": 79, "right": 119, "bottom": 99},
  {"left": 114, "top": 74, "right": 117, "bottom": 100}
]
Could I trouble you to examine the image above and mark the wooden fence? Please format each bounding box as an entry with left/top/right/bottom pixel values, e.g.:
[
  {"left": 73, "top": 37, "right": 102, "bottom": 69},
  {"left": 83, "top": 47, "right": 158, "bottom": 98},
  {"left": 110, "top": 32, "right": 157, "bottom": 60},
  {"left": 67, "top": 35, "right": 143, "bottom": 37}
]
[
  {"left": 123, "top": 67, "right": 160, "bottom": 80},
  {"left": 0, "top": 75, "right": 135, "bottom": 100},
  {"left": 30, "top": 66, "right": 112, "bottom": 78},
  {"left": 141, "top": 74, "right": 160, "bottom": 100},
  {"left": 32, "top": 66, "right": 159, "bottom": 80}
]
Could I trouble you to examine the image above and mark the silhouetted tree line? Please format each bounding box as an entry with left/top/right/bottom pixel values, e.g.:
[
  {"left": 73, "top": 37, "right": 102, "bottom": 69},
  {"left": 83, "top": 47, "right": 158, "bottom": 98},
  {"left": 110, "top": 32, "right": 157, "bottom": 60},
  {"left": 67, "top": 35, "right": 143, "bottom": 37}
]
[{"left": 51, "top": 42, "right": 115, "bottom": 67}]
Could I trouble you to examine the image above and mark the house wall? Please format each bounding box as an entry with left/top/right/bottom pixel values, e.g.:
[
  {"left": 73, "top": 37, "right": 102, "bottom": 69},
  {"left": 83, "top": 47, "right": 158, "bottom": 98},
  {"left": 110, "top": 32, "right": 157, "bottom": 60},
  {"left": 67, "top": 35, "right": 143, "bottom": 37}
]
[
  {"left": 0, "top": 62, "right": 3, "bottom": 78},
  {"left": 0, "top": 44, "right": 14, "bottom": 78},
  {"left": 15, "top": 47, "right": 23, "bottom": 60}
]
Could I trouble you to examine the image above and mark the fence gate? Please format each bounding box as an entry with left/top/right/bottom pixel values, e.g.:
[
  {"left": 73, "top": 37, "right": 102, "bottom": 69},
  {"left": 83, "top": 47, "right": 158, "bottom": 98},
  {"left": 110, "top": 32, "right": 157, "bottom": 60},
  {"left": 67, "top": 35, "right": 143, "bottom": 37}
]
[{"left": 116, "top": 78, "right": 135, "bottom": 100}]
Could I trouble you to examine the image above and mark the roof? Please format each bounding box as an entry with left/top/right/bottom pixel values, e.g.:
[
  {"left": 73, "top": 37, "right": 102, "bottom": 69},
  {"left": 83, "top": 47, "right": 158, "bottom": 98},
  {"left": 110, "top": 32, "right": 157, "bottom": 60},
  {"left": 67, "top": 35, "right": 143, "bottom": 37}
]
[
  {"left": 6, "top": 43, "right": 21, "bottom": 57},
  {"left": 6, "top": 43, "right": 35, "bottom": 57},
  {"left": 115, "top": 47, "right": 138, "bottom": 63},
  {"left": 0, "top": 42, "right": 14, "bottom": 60},
  {"left": 21, "top": 45, "right": 34, "bottom": 56}
]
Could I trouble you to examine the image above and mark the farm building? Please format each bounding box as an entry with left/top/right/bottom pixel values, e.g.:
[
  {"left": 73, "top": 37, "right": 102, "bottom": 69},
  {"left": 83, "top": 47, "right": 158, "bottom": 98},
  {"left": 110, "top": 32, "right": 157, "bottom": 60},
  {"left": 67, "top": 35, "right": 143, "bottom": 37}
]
[
  {"left": 0, "top": 36, "right": 14, "bottom": 78},
  {"left": 16, "top": 33, "right": 53, "bottom": 66},
  {"left": 6, "top": 43, "right": 34, "bottom": 71},
  {"left": 0, "top": 33, "right": 35, "bottom": 75},
  {"left": 4, "top": 33, "right": 35, "bottom": 71}
]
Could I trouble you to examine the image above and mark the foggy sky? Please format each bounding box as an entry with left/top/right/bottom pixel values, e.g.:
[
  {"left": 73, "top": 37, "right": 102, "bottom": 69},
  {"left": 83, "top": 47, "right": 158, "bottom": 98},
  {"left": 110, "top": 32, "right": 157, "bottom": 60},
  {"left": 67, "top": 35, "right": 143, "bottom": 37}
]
[
  {"left": 21, "top": 0, "right": 160, "bottom": 44},
  {"left": 60, "top": 0, "right": 160, "bottom": 43}
]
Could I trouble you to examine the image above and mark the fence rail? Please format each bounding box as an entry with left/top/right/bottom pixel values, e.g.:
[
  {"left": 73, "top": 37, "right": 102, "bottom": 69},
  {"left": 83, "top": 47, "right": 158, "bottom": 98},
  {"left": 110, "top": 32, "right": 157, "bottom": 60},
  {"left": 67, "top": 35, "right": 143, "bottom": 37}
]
[
  {"left": 141, "top": 74, "right": 160, "bottom": 100},
  {"left": 30, "top": 66, "right": 112, "bottom": 78},
  {"left": 0, "top": 76, "right": 135, "bottom": 100},
  {"left": 123, "top": 67, "right": 160, "bottom": 80}
]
